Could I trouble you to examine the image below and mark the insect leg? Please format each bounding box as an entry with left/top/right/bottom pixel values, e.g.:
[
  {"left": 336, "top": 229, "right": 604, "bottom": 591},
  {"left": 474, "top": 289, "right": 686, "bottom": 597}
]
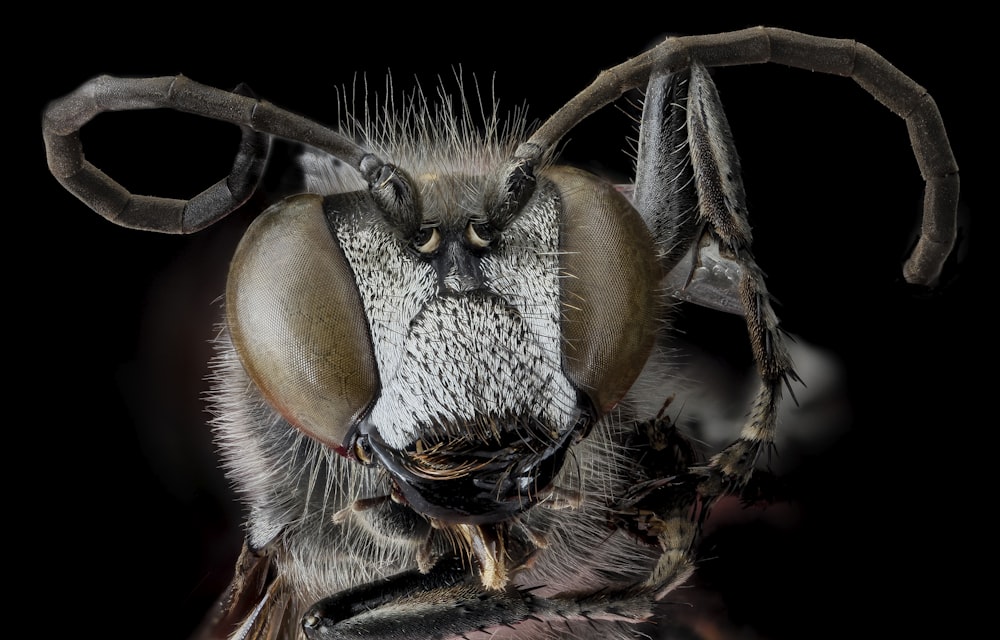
[
  {"left": 636, "top": 60, "right": 797, "bottom": 492},
  {"left": 633, "top": 62, "right": 743, "bottom": 316},
  {"left": 301, "top": 557, "right": 654, "bottom": 640},
  {"left": 609, "top": 408, "right": 704, "bottom": 602}
]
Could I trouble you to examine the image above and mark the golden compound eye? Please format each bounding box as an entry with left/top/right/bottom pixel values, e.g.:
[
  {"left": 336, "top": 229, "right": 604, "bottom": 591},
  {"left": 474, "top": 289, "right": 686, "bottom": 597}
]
[
  {"left": 413, "top": 227, "right": 441, "bottom": 254},
  {"left": 465, "top": 222, "right": 492, "bottom": 249}
]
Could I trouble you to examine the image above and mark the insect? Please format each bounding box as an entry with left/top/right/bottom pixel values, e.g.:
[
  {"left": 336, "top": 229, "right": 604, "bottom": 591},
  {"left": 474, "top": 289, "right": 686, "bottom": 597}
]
[{"left": 43, "top": 27, "right": 959, "bottom": 640}]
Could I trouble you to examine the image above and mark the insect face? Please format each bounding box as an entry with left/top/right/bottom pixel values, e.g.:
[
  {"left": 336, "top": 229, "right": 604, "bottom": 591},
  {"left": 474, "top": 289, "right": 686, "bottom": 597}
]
[{"left": 224, "top": 103, "right": 663, "bottom": 584}]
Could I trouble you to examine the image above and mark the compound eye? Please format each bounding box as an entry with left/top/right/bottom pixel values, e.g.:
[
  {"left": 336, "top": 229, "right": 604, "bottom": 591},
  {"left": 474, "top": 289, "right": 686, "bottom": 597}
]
[
  {"left": 413, "top": 227, "right": 441, "bottom": 255},
  {"left": 548, "top": 166, "right": 662, "bottom": 415},
  {"left": 225, "top": 194, "right": 379, "bottom": 455},
  {"left": 465, "top": 222, "right": 492, "bottom": 249}
]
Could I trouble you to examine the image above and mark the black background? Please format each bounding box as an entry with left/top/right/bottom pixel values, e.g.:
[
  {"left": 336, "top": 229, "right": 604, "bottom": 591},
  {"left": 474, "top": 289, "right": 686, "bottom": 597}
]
[{"left": 25, "top": 10, "right": 982, "bottom": 639}]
